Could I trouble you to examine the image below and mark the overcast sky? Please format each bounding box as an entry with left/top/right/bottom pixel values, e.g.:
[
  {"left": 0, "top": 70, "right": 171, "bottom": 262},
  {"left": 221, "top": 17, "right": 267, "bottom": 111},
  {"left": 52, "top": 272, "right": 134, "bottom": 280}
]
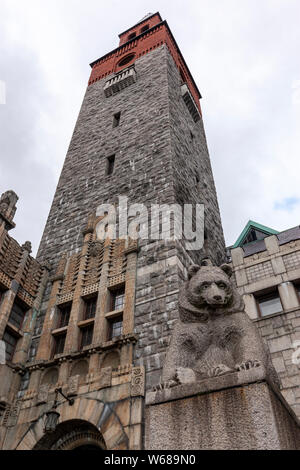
[{"left": 1, "top": 0, "right": 300, "bottom": 255}]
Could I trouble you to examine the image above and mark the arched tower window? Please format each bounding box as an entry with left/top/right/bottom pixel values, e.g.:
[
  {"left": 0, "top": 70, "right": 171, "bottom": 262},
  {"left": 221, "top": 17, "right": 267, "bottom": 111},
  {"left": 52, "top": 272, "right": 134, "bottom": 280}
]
[{"left": 117, "top": 54, "right": 136, "bottom": 68}]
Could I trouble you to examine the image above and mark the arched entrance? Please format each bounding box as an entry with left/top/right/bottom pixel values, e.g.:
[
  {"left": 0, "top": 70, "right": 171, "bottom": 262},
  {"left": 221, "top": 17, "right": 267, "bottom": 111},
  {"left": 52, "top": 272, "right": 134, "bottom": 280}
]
[
  {"left": 15, "top": 396, "right": 129, "bottom": 450},
  {"left": 33, "top": 420, "right": 106, "bottom": 450}
]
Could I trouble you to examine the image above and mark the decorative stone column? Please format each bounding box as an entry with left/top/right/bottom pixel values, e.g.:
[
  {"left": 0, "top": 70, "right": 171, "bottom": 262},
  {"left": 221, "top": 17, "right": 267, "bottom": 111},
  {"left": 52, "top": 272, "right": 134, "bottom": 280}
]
[
  {"left": 243, "top": 293, "right": 259, "bottom": 320},
  {"left": 278, "top": 282, "right": 300, "bottom": 310}
]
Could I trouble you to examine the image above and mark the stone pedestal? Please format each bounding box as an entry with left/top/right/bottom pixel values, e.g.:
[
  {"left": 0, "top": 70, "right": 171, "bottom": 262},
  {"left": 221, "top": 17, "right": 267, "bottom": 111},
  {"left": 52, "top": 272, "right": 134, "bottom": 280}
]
[{"left": 145, "top": 367, "right": 300, "bottom": 450}]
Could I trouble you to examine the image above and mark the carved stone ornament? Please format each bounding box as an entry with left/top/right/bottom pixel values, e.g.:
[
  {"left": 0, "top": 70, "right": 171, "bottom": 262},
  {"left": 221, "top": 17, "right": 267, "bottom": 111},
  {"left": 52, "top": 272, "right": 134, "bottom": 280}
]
[
  {"left": 6, "top": 402, "right": 21, "bottom": 427},
  {"left": 68, "top": 375, "right": 79, "bottom": 396},
  {"left": 131, "top": 367, "right": 145, "bottom": 397},
  {"left": 36, "top": 384, "right": 49, "bottom": 405}
]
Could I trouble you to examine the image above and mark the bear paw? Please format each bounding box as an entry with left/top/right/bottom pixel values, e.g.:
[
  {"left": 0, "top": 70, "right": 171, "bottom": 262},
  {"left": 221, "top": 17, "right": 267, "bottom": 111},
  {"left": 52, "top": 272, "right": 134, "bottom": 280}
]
[
  {"left": 235, "top": 360, "right": 261, "bottom": 371},
  {"left": 152, "top": 379, "right": 178, "bottom": 392},
  {"left": 208, "top": 364, "right": 234, "bottom": 377}
]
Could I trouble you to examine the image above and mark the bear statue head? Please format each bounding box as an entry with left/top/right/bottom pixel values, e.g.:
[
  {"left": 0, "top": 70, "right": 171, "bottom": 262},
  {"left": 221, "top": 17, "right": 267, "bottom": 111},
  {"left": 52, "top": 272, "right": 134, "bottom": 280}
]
[{"left": 179, "top": 259, "right": 244, "bottom": 323}]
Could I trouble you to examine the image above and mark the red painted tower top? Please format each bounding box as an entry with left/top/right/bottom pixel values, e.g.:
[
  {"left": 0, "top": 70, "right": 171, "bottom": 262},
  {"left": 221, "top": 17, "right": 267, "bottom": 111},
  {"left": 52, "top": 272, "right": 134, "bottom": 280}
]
[{"left": 89, "top": 12, "right": 202, "bottom": 111}]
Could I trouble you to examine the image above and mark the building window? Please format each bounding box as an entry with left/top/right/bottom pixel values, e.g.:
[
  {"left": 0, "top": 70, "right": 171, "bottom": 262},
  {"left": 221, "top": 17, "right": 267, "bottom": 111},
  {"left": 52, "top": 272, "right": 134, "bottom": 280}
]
[
  {"left": 83, "top": 297, "right": 97, "bottom": 320},
  {"left": 106, "top": 155, "right": 115, "bottom": 176},
  {"left": 128, "top": 32, "right": 136, "bottom": 41},
  {"left": 140, "top": 24, "right": 149, "bottom": 33},
  {"left": 243, "top": 229, "right": 268, "bottom": 245},
  {"left": 80, "top": 325, "right": 94, "bottom": 350},
  {"left": 113, "top": 112, "right": 121, "bottom": 128},
  {"left": 52, "top": 334, "right": 66, "bottom": 358},
  {"left": 3, "top": 329, "right": 19, "bottom": 362},
  {"left": 257, "top": 293, "right": 283, "bottom": 317},
  {"left": 108, "top": 315, "right": 123, "bottom": 340},
  {"left": 118, "top": 53, "right": 135, "bottom": 68},
  {"left": 8, "top": 301, "right": 27, "bottom": 330},
  {"left": 111, "top": 288, "right": 125, "bottom": 311},
  {"left": 57, "top": 304, "right": 71, "bottom": 328}
]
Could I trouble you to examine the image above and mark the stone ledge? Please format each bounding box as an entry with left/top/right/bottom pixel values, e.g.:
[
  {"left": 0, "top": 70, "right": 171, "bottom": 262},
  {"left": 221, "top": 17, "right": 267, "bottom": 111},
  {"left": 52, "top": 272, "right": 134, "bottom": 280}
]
[
  {"left": 146, "top": 366, "right": 300, "bottom": 427},
  {"left": 145, "top": 367, "right": 300, "bottom": 450},
  {"left": 146, "top": 366, "right": 268, "bottom": 406}
]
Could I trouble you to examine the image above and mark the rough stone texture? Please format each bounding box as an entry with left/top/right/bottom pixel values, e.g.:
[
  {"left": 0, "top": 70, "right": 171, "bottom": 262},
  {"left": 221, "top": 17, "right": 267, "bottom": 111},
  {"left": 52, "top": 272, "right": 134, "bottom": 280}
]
[
  {"left": 145, "top": 368, "right": 300, "bottom": 450},
  {"left": 159, "top": 261, "right": 279, "bottom": 388}
]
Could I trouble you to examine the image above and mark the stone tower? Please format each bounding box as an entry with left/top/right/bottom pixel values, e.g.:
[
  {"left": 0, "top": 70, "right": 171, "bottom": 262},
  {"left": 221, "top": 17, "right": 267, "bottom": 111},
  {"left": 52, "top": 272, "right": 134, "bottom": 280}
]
[
  {"left": 37, "top": 12, "right": 225, "bottom": 386},
  {"left": 0, "top": 13, "right": 226, "bottom": 450}
]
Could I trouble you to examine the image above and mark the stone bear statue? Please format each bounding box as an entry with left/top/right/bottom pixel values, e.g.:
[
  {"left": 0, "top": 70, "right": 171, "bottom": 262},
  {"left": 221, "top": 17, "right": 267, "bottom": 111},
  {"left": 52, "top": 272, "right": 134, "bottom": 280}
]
[{"left": 161, "top": 260, "right": 280, "bottom": 388}]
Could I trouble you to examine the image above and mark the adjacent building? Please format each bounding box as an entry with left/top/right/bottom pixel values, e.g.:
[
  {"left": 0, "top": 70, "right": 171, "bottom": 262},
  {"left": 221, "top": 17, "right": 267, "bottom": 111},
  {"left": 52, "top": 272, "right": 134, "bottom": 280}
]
[{"left": 229, "top": 221, "right": 300, "bottom": 418}]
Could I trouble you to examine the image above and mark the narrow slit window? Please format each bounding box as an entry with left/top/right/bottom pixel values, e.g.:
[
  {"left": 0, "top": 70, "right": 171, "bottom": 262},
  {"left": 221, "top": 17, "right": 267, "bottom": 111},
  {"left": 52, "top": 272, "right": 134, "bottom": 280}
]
[
  {"left": 113, "top": 112, "right": 121, "bottom": 128},
  {"left": 106, "top": 155, "right": 115, "bottom": 176}
]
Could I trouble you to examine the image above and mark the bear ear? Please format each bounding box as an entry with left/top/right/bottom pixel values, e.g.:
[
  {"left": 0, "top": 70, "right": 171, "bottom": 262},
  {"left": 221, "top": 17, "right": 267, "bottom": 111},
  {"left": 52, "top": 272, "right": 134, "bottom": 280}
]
[
  {"left": 188, "top": 265, "right": 201, "bottom": 280},
  {"left": 220, "top": 264, "right": 233, "bottom": 278}
]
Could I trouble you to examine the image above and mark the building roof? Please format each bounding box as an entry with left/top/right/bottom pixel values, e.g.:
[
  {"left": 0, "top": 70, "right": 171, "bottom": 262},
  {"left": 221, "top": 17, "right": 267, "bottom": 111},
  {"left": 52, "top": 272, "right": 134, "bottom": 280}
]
[
  {"left": 232, "top": 220, "right": 279, "bottom": 249},
  {"left": 229, "top": 221, "right": 300, "bottom": 258}
]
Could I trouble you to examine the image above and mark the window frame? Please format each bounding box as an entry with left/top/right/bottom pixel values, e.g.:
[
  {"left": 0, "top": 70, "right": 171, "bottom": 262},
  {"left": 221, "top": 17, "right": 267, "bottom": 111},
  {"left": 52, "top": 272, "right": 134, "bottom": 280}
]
[
  {"left": 110, "top": 287, "right": 125, "bottom": 312},
  {"left": 113, "top": 112, "right": 121, "bottom": 128},
  {"left": 79, "top": 324, "right": 94, "bottom": 350},
  {"left": 51, "top": 333, "right": 66, "bottom": 358},
  {"left": 106, "top": 155, "right": 115, "bottom": 176},
  {"left": 107, "top": 315, "right": 123, "bottom": 341},
  {"left": 256, "top": 291, "right": 283, "bottom": 318},
  {"left": 83, "top": 296, "right": 97, "bottom": 321},
  {"left": 3, "top": 328, "right": 19, "bottom": 362},
  {"left": 8, "top": 300, "right": 27, "bottom": 330},
  {"left": 57, "top": 303, "right": 72, "bottom": 329},
  {"left": 117, "top": 53, "right": 135, "bottom": 68}
]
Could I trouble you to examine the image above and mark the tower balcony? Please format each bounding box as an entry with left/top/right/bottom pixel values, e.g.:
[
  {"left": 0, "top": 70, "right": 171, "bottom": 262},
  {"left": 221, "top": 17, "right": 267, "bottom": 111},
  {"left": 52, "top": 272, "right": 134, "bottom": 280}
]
[{"left": 104, "top": 66, "right": 137, "bottom": 97}]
